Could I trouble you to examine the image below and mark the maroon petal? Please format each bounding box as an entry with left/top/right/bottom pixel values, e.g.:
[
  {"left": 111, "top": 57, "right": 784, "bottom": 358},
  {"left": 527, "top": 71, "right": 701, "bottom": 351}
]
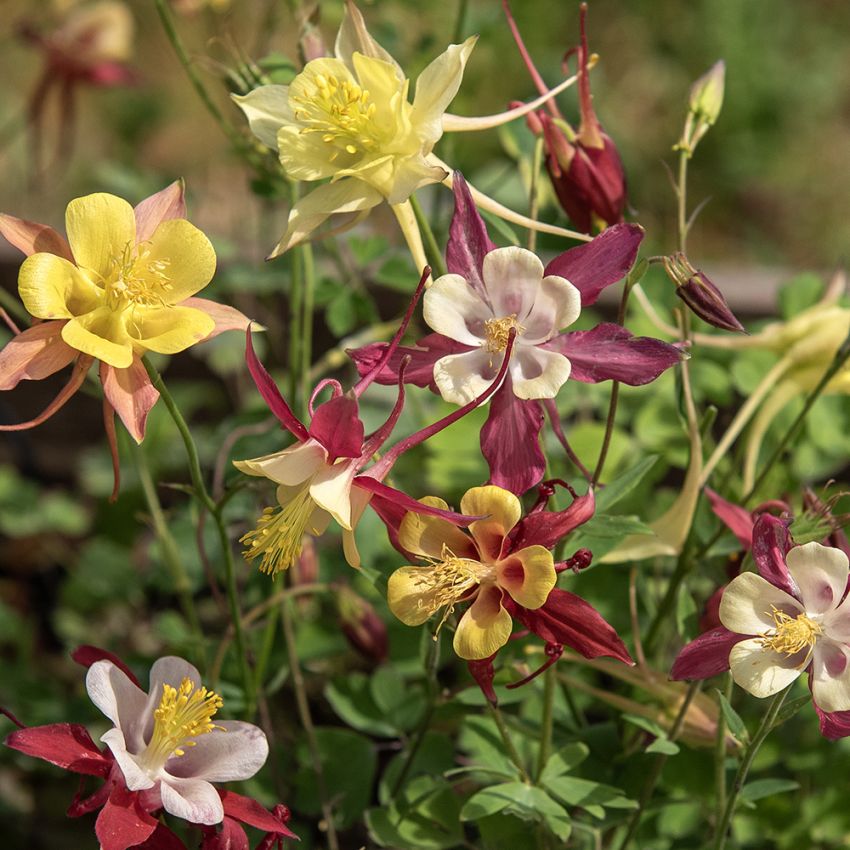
[
  {"left": 705, "top": 488, "right": 754, "bottom": 550},
  {"left": 353, "top": 476, "right": 479, "bottom": 527},
  {"left": 446, "top": 172, "right": 496, "bottom": 299},
  {"left": 546, "top": 323, "right": 683, "bottom": 385},
  {"left": 506, "top": 589, "right": 633, "bottom": 664},
  {"left": 543, "top": 223, "right": 643, "bottom": 306},
  {"left": 5, "top": 723, "right": 112, "bottom": 777},
  {"left": 200, "top": 817, "right": 249, "bottom": 850},
  {"left": 480, "top": 383, "right": 545, "bottom": 495},
  {"left": 245, "top": 328, "right": 309, "bottom": 442},
  {"left": 95, "top": 786, "right": 158, "bottom": 850},
  {"left": 367, "top": 491, "right": 410, "bottom": 557},
  {"left": 467, "top": 654, "right": 499, "bottom": 706},
  {"left": 72, "top": 645, "right": 142, "bottom": 687},
  {"left": 670, "top": 627, "right": 744, "bottom": 680},
  {"left": 360, "top": 362, "right": 408, "bottom": 458},
  {"left": 220, "top": 791, "right": 297, "bottom": 838},
  {"left": 135, "top": 824, "right": 188, "bottom": 850},
  {"left": 510, "top": 489, "right": 595, "bottom": 551},
  {"left": 308, "top": 394, "right": 364, "bottom": 461},
  {"left": 751, "top": 514, "right": 797, "bottom": 597},
  {"left": 67, "top": 777, "right": 113, "bottom": 818}
]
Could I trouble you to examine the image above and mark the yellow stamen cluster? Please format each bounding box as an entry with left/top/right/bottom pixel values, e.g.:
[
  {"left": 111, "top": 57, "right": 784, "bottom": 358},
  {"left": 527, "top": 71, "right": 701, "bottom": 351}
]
[
  {"left": 484, "top": 314, "right": 524, "bottom": 353},
  {"left": 760, "top": 606, "right": 822, "bottom": 656},
  {"left": 292, "top": 71, "right": 379, "bottom": 160},
  {"left": 240, "top": 486, "right": 317, "bottom": 577},
  {"left": 415, "top": 545, "right": 488, "bottom": 631},
  {"left": 104, "top": 241, "right": 173, "bottom": 309},
  {"left": 141, "top": 678, "right": 223, "bottom": 770}
]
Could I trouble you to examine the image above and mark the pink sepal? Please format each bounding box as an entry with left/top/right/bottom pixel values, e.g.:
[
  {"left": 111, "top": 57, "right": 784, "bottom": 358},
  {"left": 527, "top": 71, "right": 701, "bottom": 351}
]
[
  {"left": 309, "top": 394, "right": 364, "bottom": 461},
  {"left": 670, "top": 627, "right": 744, "bottom": 681},
  {"left": 0, "top": 212, "right": 74, "bottom": 259},
  {"left": 510, "top": 489, "right": 595, "bottom": 551},
  {"left": 367, "top": 492, "right": 410, "bottom": 557},
  {"left": 96, "top": 785, "right": 158, "bottom": 850},
  {"left": 446, "top": 173, "right": 496, "bottom": 300},
  {"left": 751, "top": 514, "right": 797, "bottom": 598},
  {"left": 5, "top": 723, "right": 112, "bottom": 777},
  {"left": 543, "top": 223, "right": 643, "bottom": 306},
  {"left": 136, "top": 825, "right": 188, "bottom": 850},
  {"left": 183, "top": 297, "right": 252, "bottom": 341},
  {"left": 134, "top": 180, "right": 186, "bottom": 244},
  {"left": 353, "top": 476, "right": 480, "bottom": 528},
  {"left": 0, "top": 320, "right": 76, "bottom": 390},
  {"left": 220, "top": 790, "right": 297, "bottom": 839},
  {"left": 705, "top": 488, "right": 754, "bottom": 550},
  {"left": 100, "top": 358, "right": 159, "bottom": 444},
  {"left": 71, "top": 645, "right": 142, "bottom": 687}
]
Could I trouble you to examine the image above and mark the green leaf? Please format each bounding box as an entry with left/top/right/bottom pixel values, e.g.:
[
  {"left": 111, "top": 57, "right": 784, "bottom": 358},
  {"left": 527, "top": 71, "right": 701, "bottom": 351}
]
[
  {"left": 543, "top": 776, "right": 636, "bottom": 819},
  {"left": 772, "top": 694, "right": 812, "bottom": 727},
  {"left": 458, "top": 715, "right": 523, "bottom": 778},
  {"left": 325, "top": 674, "right": 398, "bottom": 737},
  {"left": 538, "top": 743, "right": 590, "bottom": 784},
  {"left": 462, "top": 783, "right": 571, "bottom": 840},
  {"left": 594, "top": 456, "right": 660, "bottom": 513},
  {"left": 369, "top": 666, "right": 425, "bottom": 732},
  {"left": 716, "top": 691, "right": 749, "bottom": 744},
  {"left": 460, "top": 783, "right": 525, "bottom": 820},
  {"left": 646, "top": 738, "right": 681, "bottom": 756},
  {"left": 740, "top": 778, "right": 800, "bottom": 802},
  {"left": 377, "top": 255, "right": 423, "bottom": 292},
  {"left": 778, "top": 272, "right": 824, "bottom": 319}
]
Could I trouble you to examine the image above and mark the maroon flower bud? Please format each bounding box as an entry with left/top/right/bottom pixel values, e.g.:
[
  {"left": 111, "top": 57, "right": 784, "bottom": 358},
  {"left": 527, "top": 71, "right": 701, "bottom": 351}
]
[
  {"left": 337, "top": 584, "right": 388, "bottom": 664},
  {"left": 467, "top": 654, "right": 498, "bottom": 705},
  {"left": 664, "top": 253, "right": 746, "bottom": 333}
]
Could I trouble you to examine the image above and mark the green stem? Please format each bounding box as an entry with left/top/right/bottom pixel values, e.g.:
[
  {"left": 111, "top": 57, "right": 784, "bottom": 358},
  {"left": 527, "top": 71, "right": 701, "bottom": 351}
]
[
  {"left": 527, "top": 136, "right": 545, "bottom": 253},
  {"left": 536, "top": 664, "right": 556, "bottom": 780},
  {"left": 252, "top": 606, "right": 279, "bottom": 696},
  {"left": 488, "top": 704, "right": 530, "bottom": 784},
  {"left": 616, "top": 681, "right": 701, "bottom": 850},
  {"left": 409, "top": 193, "right": 448, "bottom": 278},
  {"left": 677, "top": 149, "right": 689, "bottom": 254},
  {"left": 714, "top": 673, "right": 733, "bottom": 832},
  {"left": 713, "top": 687, "right": 790, "bottom": 850},
  {"left": 300, "top": 241, "right": 316, "bottom": 409}
]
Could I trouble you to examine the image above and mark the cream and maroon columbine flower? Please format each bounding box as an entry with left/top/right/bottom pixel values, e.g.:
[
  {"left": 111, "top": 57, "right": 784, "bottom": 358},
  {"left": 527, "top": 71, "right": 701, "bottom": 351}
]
[
  {"left": 673, "top": 515, "right": 850, "bottom": 717},
  {"left": 388, "top": 485, "right": 557, "bottom": 660}
]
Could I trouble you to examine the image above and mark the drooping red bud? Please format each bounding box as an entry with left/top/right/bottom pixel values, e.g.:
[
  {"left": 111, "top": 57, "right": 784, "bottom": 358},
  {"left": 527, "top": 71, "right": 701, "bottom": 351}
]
[{"left": 665, "top": 253, "right": 746, "bottom": 333}]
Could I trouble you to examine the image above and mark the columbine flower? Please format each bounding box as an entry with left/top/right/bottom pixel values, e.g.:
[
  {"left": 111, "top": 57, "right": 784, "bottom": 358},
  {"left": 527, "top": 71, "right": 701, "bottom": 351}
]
[
  {"left": 0, "top": 181, "right": 249, "bottom": 446},
  {"left": 235, "top": 269, "right": 517, "bottom": 574},
  {"left": 350, "top": 173, "right": 682, "bottom": 494},
  {"left": 673, "top": 515, "right": 850, "bottom": 720},
  {"left": 4, "top": 647, "right": 294, "bottom": 850},
  {"left": 233, "top": 0, "right": 584, "bottom": 265}
]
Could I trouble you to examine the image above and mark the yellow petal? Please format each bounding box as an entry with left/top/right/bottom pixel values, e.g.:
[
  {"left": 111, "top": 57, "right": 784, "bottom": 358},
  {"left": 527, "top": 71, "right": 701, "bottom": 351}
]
[
  {"left": 128, "top": 305, "right": 215, "bottom": 355},
  {"left": 398, "top": 496, "right": 477, "bottom": 560},
  {"left": 334, "top": 1, "right": 404, "bottom": 78},
  {"left": 18, "top": 253, "right": 101, "bottom": 319},
  {"left": 351, "top": 52, "right": 407, "bottom": 133},
  {"left": 497, "top": 545, "right": 556, "bottom": 610},
  {"left": 387, "top": 565, "right": 441, "bottom": 626},
  {"left": 61, "top": 308, "right": 133, "bottom": 368},
  {"left": 453, "top": 585, "right": 512, "bottom": 660},
  {"left": 143, "top": 219, "right": 216, "bottom": 303},
  {"left": 461, "top": 486, "right": 521, "bottom": 562},
  {"left": 231, "top": 85, "right": 292, "bottom": 150},
  {"left": 65, "top": 193, "right": 136, "bottom": 280},
  {"left": 277, "top": 125, "right": 344, "bottom": 182}
]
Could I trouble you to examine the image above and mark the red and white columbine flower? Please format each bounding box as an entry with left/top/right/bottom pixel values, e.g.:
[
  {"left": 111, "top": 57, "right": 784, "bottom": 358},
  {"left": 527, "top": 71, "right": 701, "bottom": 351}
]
[
  {"left": 236, "top": 269, "right": 518, "bottom": 574},
  {"left": 350, "top": 173, "right": 682, "bottom": 494},
  {"left": 673, "top": 515, "right": 850, "bottom": 725}
]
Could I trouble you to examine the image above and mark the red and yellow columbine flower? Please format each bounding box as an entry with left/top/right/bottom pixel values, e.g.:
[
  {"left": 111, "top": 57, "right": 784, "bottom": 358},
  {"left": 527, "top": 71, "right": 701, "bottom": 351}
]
[{"left": 388, "top": 485, "right": 557, "bottom": 660}]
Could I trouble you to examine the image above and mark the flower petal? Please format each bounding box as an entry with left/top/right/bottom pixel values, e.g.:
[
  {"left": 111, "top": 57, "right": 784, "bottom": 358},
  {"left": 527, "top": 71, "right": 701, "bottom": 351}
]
[
  {"left": 128, "top": 305, "right": 215, "bottom": 356},
  {"left": 85, "top": 660, "right": 149, "bottom": 752},
  {"left": 65, "top": 193, "right": 136, "bottom": 280},
  {"left": 18, "top": 253, "right": 101, "bottom": 319},
  {"left": 671, "top": 627, "right": 744, "bottom": 680},
  {"left": 0, "top": 213, "right": 73, "bottom": 260},
  {"left": 482, "top": 246, "right": 544, "bottom": 321},
  {"left": 0, "top": 321, "right": 76, "bottom": 390},
  {"left": 180, "top": 297, "right": 252, "bottom": 340},
  {"left": 453, "top": 585, "right": 512, "bottom": 660},
  {"left": 423, "top": 273, "right": 491, "bottom": 345},
  {"left": 387, "top": 565, "right": 442, "bottom": 626},
  {"left": 100, "top": 728, "right": 156, "bottom": 791},
  {"left": 445, "top": 172, "right": 496, "bottom": 296},
  {"left": 342, "top": 485, "right": 374, "bottom": 568},
  {"left": 785, "top": 541, "right": 849, "bottom": 615},
  {"left": 134, "top": 181, "right": 186, "bottom": 244},
  {"left": 309, "top": 459, "right": 357, "bottom": 529},
  {"left": 811, "top": 639, "right": 850, "bottom": 712},
  {"left": 750, "top": 515, "right": 797, "bottom": 597},
  {"left": 433, "top": 348, "right": 499, "bottom": 405},
  {"left": 4, "top": 722, "right": 111, "bottom": 777},
  {"left": 334, "top": 1, "right": 404, "bottom": 77},
  {"left": 62, "top": 308, "right": 134, "bottom": 368},
  {"left": 308, "top": 394, "right": 365, "bottom": 461},
  {"left": 159, "top": 775, "right": 224, "bottom": 825},
  {"left": 96, "top": 785, "right": 158, "bottom": 850},
  {"left": 510, "top": 345, "right": 571, "bottom": 400},
  {"left": 231, "top": 85, "right": 293, "bottom": 149},
  {"left": 719, "top": 572, "right": 802, "bottom": 635},
  {"left": 728, "top": 637, "right": 805, "bottom": 698},
  {"left": 521, "top": 275, "right": 581, "bottom": 343},
  {"left": 462, "top": 485, "right": 521, "bottom": 561},
  {"left": 143, "top": 657, "right": 202, "bottom": 737},
  {"left": 99, "top": 358, "right": 159, "bottom": 444},
  {"left": 397, "top": 496, "right": 476, "bottom": 560},
  {"left": 164, "top": 721, "right": 268, "bottom": 782},
  {"left": 234, "top": 439, "right": 326, "bottom": 485},
  {"left": 144, "top": 219, "right": 216, "bottom": 304},
  {"left": 497, "top": 545, "right": 556, "bottom": 609}
]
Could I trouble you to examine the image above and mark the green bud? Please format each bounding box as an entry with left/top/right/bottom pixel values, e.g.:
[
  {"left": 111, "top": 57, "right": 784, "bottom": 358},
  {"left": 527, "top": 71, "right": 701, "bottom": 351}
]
[{"left": 689, "top": 60, "right": 725, "bottom": 126}]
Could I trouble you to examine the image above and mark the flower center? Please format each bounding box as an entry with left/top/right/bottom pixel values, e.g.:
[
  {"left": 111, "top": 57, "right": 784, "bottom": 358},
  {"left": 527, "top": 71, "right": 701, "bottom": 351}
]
[
  {"left": 416, "top": 545, "right": 491, "bottom": 631},
  {"left": 484, "top": 314, "right": 524, "bottom": 353},
  {"left": 240, "top": 484, "right": 318, "bottom": 577},
  {"left": 140, "top": 677, "right": 223, "bottom": 772},
  {"left": 292, "top": 71, "right": 380, "bottom": 161},
  {"left": 759, "top": 606, "right": 822, "bottom": 656},
  {"left": 104, "top": 241, "right": 173, "bottom": 310}
]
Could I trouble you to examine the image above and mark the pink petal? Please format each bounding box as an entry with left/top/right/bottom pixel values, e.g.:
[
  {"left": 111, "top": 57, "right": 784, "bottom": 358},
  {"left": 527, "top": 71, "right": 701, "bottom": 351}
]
[
  {"left": 751, "top": 515, "right": 797, "bottom": 598},
  {"left": 0, "top": 213, "right": 74, "bottom": 260},
  {"left": 510, "top": 489, "right": 595, "bottom": 551},
  {"left": 96, "top": 786, "right": 158, "bottom": 850},
  {"left": 480, "top": 382, "right": 546, "bottom": 495},
  {"left": 134, "top": 181, "right": 187, "bottom": 244},
  {"left": 670, "top": 627, "right": 745, "bottom": 680},
  {"left": 308, "top": 394, "right": 364, "bottom": 461},
  {"left": 0, "top": 320, "right": 76, "bottom": 390},
  {"left": 86, "top": 661, "right": 150, "bottom": 754},
  {"left": 543, "top": 224, "right": 642, "bottom": 306},
  {"left": 100, "top": 358, "right": 160, "bottom": 444},
  {"left": 181, "top": 297, "right": 251, "bottom": 341},
  {"left": 164, "top": 721, "right": 268, "bottom": 782},
  {"left": 4, "top": 723, "right": 111, "bottom": 777},
  {"left": 72, "top": 645, "right": 142, "bottom": 687},
  {"left": 159, "top": 775, "right": 224, "bottom": 825},
  {"left": 705, "top": 488, "right": 754, "bottom": 550},
  {"left": 546, "top": 323, "right": 683, "bottom": 385},
  {"left": 220, "top": 791, "right": 298, "bottom": 838},
  {"left": 446, "top": 172, "right": 497, "bottom": 301}
]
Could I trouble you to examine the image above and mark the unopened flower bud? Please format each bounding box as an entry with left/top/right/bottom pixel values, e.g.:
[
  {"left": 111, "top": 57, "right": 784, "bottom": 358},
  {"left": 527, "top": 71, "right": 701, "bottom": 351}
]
[
  {"left": 299, "top": 5, "right": 327, "bottom": 63},
  {"left": 468, "top": 654, "right": 498, "bottom": 705},
  {"left": 337, "top": 584, "right": 388, "bottom": 665},
  {"left": 689, "top": 60, "right": 725, "bottom": 127},
  {"left": 665, "top": 253, "right": 745, "bottom": 333}
]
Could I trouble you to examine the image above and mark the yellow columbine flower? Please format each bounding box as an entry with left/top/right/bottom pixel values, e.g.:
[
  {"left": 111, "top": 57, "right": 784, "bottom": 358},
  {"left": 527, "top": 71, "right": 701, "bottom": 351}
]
[{"left": 387, "top": 485, "right": 556, "bottom": 660}]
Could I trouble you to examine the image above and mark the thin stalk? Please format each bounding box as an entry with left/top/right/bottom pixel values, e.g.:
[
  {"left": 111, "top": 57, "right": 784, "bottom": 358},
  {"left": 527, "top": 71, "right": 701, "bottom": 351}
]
[
  {"left": 487, "top": 704, "right": 530, "bottom": 783},
  {"left": 677, "top": 149, "right": 689, "bottom": 254},
  {"left": 280, "top": 593, "right": 340, "bottom": 850},
  {"left": 288, "top": 182, "right": 305, "bottom": 410},
  {"left": 299, "top": 241, "right": 316, "bottom": 409},
  {"left": 527, "top": 136, "right": 545, "bottom": 252},
  {"left": 616, "top": 680, "right": 701, "bottom": 850},
  {"left": 536, "top": 664, "right": 556, "bottom": 780},
  {"left": 409, "top": 193, "right": 448, "bottom": 278},
  {"left": 713, "top": 687, "right": 790, "bottom": 850},
  {"left": 714, "top": 673, "right": 733, "bottom": 831}
]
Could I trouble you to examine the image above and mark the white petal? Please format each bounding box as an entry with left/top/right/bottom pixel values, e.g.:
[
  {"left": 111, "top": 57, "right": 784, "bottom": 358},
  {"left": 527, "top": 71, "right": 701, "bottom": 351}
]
[
  {"left": 811, "top": 639, "right": 850, "bottom": 712},
  {"left": 164, "top": 721, "right": 268, "bottom": 782},
  {"left": 482, "top": 246, "right": 545, "bottom": 322},
  {"left": 422, "top": 273, "right": 491, "bottom": 345},
  {"left": 159, "top": 775, "right": 224, "bottom": 825},
  {"left": 100, "top": 728, "right": 156, "bottom": 791},
  {"left": 728, "top": 637, "right": 805, "bottom": 698},
  {"left": 510, "top": 346, "right": 571, "bottom": 400},
  {"left": 824, "top": 593, "right": 850, "bottom": 643},
  {"left": 309, "top": 460, "right": 357, "bottom": 529},
  {"left": 233, "top": 439, "right": 326, "bottom": 485},
  {"left": 85, "top": 661, "right": 149, "bottom": 752},
  {"left": 142, "top": 657, "right": 202, "bottom": 742},
  {"left": 231, "top": 86, "right": 292, "bottom": 150},
  {"left": 521, "top": 275, "right": 582, "bottom": 343},
  {"left": 341, "top": 486, "right": 374, "bottom": 568},
  {"left": 433, "top": 349, "right": 501, "bottom": 406},
  {"left": 786, "top": 541, "right": 849, "bottom": 615},
  {"left": 719, "top": 572, "right": 803, "bottom": 635}
]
